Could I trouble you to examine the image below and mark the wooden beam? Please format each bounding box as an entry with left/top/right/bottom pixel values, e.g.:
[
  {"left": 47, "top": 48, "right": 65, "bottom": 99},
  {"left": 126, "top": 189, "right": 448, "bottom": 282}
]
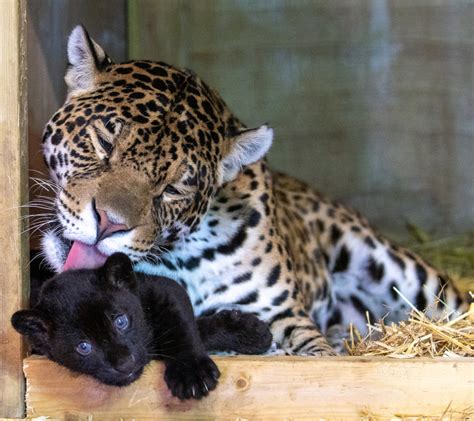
[
  {"left": 24, "top": 356, "right": 473, "bottom": 419},
  {"left": 0, "top": 0, "right": 29, "bottom": 418}
]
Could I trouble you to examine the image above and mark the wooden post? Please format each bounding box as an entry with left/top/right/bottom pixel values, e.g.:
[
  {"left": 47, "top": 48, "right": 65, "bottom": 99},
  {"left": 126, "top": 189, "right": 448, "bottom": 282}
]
[{"left": 0, "top": 0, "right": 29, "bottom": 418}]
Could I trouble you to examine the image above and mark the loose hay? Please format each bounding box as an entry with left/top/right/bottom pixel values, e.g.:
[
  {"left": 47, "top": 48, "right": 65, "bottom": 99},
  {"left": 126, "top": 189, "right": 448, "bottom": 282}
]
[
  {"left": 349, "top": 227, "right": 474, "bottom": 358},
  {"left": 347, "top": 300, "right": 474, "bottom": 358},
  {"left": 359, "top": 403, "right": 474, "bottom": 420}
]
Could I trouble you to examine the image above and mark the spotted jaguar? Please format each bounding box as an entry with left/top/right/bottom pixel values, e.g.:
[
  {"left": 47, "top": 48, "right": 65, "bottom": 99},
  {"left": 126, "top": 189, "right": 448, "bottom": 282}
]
[{"left": 40, "top": 26, "right": 468, "bottom": 355}]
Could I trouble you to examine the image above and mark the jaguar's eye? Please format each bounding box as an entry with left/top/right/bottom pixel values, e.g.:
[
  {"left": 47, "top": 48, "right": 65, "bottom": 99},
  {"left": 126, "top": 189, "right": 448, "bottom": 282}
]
[
  {"left": 76, "top": 341, "right": 92, "bottom": 356},
  {"left": 97, "top": 134, "right": 113, "bottom": 156},
  {"left": 164, "top": 185, "right": 180, "bottom": 195},
  {"left": 114, "top": 314, "right": 129, "bottom": 330}
]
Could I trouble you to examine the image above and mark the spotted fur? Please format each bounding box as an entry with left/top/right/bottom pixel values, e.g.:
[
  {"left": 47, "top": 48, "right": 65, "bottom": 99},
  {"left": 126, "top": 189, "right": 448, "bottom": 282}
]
[{"left": 41, "top": 26, "right": 468, "bottom": 355}]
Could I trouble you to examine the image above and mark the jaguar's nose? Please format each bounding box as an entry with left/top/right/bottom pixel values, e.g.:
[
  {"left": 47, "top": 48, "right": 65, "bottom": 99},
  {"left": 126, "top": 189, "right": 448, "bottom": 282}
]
[{"left": 92, "top": 201, "right": 129, "bottom": 241}]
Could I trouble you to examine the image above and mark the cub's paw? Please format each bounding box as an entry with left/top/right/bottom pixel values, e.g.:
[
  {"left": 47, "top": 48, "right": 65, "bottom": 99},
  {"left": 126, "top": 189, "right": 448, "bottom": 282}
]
[
  {"left": 216, "top": 310, "right": 273, "bottom": 354},
  {"left": 164, "top": 356, "right": 220, "bottom": 400}
]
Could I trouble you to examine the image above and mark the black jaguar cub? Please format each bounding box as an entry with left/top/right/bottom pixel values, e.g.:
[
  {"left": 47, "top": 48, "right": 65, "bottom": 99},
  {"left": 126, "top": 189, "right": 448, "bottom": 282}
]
[{"left": 12, "top": 253, "right": 272, "bottom": 400}]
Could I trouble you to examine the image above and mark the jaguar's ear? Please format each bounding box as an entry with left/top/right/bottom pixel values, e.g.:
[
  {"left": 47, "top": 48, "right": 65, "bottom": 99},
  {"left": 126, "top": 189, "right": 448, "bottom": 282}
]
[
  {"left": 11, "top": 309, "right": 51, "bottom": 354},
  {"left": 65, "top": 25, "right": 112, "bottom": 95},
  {"left": 221, "top": 125, "right": 273, "bottom": 183},
  {"left": 103, "top": 252, "right": 137, "bottom": 290}
]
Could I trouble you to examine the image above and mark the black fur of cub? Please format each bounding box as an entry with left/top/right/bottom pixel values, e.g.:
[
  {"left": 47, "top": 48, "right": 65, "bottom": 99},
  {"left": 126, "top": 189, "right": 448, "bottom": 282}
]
[{"left": 12, "top": 253, "right": 272, "bottom": 400}]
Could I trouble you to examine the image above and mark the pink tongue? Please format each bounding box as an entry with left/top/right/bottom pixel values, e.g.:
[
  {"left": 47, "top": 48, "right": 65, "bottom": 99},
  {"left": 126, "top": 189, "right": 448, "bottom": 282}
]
[{"left": 63, "top": 241, "right": 108, "bottom": 272}]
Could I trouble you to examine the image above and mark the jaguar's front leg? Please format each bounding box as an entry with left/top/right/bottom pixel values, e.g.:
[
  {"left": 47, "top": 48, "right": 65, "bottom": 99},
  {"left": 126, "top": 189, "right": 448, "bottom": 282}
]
[{"left": 269, "top": 307, "right": 336, "bottom": 356}]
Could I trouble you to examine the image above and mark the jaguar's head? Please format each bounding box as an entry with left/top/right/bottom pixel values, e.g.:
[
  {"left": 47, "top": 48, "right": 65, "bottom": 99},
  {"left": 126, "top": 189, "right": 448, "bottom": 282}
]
[{"left": 41, "top": 25, "right": 273, "bottom": 272}]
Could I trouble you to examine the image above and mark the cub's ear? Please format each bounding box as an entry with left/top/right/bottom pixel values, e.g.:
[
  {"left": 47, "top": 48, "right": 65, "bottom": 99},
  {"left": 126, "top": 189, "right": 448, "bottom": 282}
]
[
  {"left": 65, "top": 25, "right": 113, "bottom": 95},
  {"left": 11, "top": 309, "right": 51, "bottom": 353},
  {"left": 103, "top": 252, "right": 137, "bottom": 290},
  {"left": 221, "top": 125, "right": 273, "bottom": 183}
]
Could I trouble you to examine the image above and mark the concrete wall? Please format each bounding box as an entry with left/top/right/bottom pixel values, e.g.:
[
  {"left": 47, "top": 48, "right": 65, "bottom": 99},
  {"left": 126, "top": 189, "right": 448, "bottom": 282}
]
[{"left": 129, "top": 0, "right": 473, "bottom": 238}]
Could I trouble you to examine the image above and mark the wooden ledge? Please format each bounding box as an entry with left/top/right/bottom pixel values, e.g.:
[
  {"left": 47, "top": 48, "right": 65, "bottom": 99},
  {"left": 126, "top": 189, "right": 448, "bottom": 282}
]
[{"left": 24, "top": 355, "right": 473, "bottom": 419}]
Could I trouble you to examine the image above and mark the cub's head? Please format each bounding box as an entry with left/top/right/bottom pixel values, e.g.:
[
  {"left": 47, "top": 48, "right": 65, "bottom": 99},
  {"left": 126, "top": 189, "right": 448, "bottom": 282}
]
[
  {"left": 41, "top": 25, "right": 273, "bottom": 271},
  {"left": 12, "top": 253, "right": 150, "bottom": 386}
]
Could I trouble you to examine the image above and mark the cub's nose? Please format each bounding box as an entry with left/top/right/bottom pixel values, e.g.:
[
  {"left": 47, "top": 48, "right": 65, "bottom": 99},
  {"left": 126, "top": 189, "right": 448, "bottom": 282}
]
[{"left": 114, "top": 354, "right": 136, "bottom": 374}]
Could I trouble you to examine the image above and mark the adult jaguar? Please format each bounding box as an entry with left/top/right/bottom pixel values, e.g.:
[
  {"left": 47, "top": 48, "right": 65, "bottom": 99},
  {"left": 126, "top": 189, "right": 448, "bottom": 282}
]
[{"left": 40, "top": 26, "right": 467, "bottom": 355}]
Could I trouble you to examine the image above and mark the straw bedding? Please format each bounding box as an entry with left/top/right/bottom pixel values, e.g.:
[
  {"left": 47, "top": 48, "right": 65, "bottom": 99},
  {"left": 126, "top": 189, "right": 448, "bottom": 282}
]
[
  {"left": 348, "top": 228, "right": 473, "bottom": 358},
  {"left": 347, "top": 302, "right": 474, "bottom": 358}
]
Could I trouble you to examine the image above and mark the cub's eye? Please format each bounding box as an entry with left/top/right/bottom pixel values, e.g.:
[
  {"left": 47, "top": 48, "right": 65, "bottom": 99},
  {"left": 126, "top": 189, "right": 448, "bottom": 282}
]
[
  {"left": 114, "top": 314, "right": 129, "bottom": 330},
  {"left": 76, "top": 341, "right": 92, "bottom": 356},
  {"left": 164, "top": 185, "right": 180, "bottom": 195}
]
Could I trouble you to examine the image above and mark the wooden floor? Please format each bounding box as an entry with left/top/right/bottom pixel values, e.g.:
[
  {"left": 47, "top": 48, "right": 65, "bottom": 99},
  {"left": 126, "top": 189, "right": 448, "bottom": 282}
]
[{"left": 24, "top": 355, "right": 473, "bottom": 420}]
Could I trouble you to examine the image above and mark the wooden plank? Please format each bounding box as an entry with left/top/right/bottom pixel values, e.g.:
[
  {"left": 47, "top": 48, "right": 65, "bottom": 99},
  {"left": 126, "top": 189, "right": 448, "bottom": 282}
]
[
  {"left": 24, "top": 356, "right": 473, "bottom": 419},
  {"left": 0, "top": 0, "right": 29, "bottom": 418}
]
